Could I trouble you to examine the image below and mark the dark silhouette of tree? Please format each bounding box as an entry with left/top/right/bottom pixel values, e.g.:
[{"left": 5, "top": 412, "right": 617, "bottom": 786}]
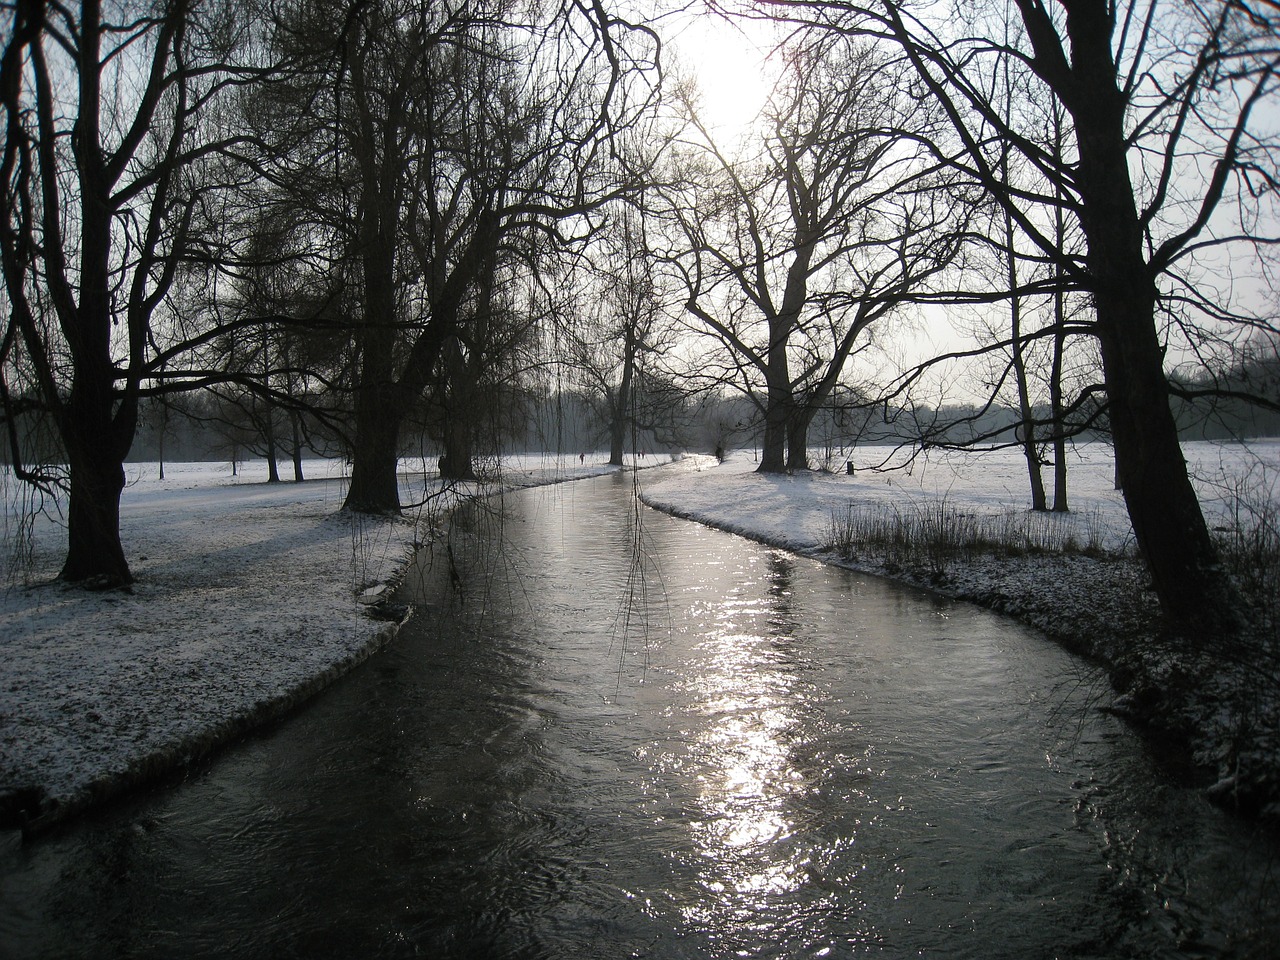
[
  {"left": 566, "top": 204, "right": 680, "bottom": 465},
  {"left": 257, "top": 0, "right": 660, "bottom": 513},
  {"left": 0, "top": 0, "right": 275, "bottom": 586},
  {"left": 668, "top": 35, "right": 964, "bottom": 472},
  {"left": 765, "top": 0, "right": 1279, "bottom": 631}
]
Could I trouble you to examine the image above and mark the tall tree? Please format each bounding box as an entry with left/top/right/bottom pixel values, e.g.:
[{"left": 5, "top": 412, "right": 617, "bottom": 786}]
[
  {"left": 766, "top": 0, "right": 1279, "bottom": 631},
  {"left": 260, "top": 0, "right": 659, "bottom": 512},
  {"left": 567, "top": 204, "right": 676, "bottom": 465},
  {"left": 0, "top": 0, "right": 267, "bottom": 586},
  {"left": 991, "top": 28, "right": 1048, "bottom": 511},
  {"left": 669, "top": 35, "right": 962, "bottom": 472}
]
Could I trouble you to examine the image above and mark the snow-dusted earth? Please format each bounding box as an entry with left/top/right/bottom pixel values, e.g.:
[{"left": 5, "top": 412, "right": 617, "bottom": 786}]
[
  {"left": 2, "top": 440, "right": 1277, "bottom": 832},
  {"left": 0, "top": 454, "right": 623, "bottom": 832}
]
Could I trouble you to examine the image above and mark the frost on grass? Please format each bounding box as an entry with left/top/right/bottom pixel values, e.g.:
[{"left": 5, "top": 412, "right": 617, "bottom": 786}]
[
  {"left": 0, "top": 465, "right": 417, "bottom": 829},
  {"left": 3, "top": 444, "right": 1275, "bottom": 829}
]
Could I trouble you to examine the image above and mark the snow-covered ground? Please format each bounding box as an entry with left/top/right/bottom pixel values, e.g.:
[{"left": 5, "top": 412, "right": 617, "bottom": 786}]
[
  {"left": 639, "top": 438, "right": 1280, "bottom": 665},
  {"left": 0, "top": 454, "right": 625, "bottom": 832},
  {"left": 641, "top": 438, "right": 1280, "bottom": 557},
  {"left": 2, "top": 440, "right": 1277, "bottom": 832}
]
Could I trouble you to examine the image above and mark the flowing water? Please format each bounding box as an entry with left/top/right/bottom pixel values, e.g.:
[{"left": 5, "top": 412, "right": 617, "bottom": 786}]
[{"left": 2, "top": 470, "right": 1278, "bottom": 958}]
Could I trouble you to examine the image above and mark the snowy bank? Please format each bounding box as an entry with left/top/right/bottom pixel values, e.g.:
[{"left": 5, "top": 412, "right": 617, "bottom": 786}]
[
  {"left": 640, "top": 440, "right": 1280, "bottom": 815},
  {"left": 0, "top": 454, "right": 622, "bottom": 834}
]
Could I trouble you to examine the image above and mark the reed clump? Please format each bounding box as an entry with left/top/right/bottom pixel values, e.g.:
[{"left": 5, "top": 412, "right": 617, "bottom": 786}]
[{"left": 825, "top": 498, "right": 1110, "bottom": 580}]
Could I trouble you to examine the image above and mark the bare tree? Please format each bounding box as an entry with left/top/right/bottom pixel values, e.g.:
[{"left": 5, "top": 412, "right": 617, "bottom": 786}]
[
  {"left": 764, "top": 0, "right": 1280, "bottom": 631},
  {"left": 0, "top": 0, "right": 274, "bottom": 586},
  {"left": 258, "top": 0, "right": 660, "bottom": 512},
  {"left": 430, "top": 248, "right": 548, "bottom": 480},
  {"left": 668, "top": 35, "right": 963, "bottom": 472},
  {"left": 563, "top": 201, "right": 682, "bottom": 465}
]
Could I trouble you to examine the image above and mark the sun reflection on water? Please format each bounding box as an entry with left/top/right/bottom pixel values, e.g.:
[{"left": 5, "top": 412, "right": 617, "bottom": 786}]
[{"left": 677, "top": 552, "right": 833, "bottom": 925}]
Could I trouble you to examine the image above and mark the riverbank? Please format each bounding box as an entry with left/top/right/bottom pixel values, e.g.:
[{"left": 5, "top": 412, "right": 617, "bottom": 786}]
[
  {"left": 4, "top": 443, "right": 1275, "bottom": 837},
  {"left": 639, "top": 441, "right": 1280, "bottom": 817},
  {"left": 0, "top": 455, "right": 624, "bottom": 835}
]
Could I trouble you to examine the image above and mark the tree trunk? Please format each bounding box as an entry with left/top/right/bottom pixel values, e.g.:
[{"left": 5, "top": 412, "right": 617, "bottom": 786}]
[
  {"left": 438, "top": 422, "right": 476, "bottom": 481},
  {"left": 438, "top": 335, "right": 479, "bottom": 482},
  {"left": 1006, "top": 205, "right": 1047, "bottom": 510},
  {"left": 264, "top": 409, "right": 281, "bottom": 483},
  {"left": 609, "top": 329, "right": 637, "bottom": 466},
  {"left": 1049, "top": 106, "right": 1069, "bottom": 514},
  {"left": 1016, "top": 419, "right": 1047, "bottom": 512},
  {"left": 758, "top": 314, "right": 792, "bottom": 474},
  {"left": 1094, "top": 283, "right": 1235, "bottom": 626},
  {"left": 58, "top": 48, "right": 134, "bottom": 588},
  {"left": 342, "top": 26, "right": 407, "bottom": 513},
  {"left": 345, "top": 374, "right": 404, "bottom": 512},
  {"left": 786, "top": 406, "right": 813, "bottom": 471},
  {"left": 61, "top": 455, "right": 130, "bottom": 586},
  {"left": 607, "top": 406, "right": 626, "bottom": 466},
  {"left": 1050, "top": 283, "right": 1069, "bottom": 512},
  {"left": 342, "top": 185, "right": 403, "bottom": 509},
  {"left": 291, "top": 413, "right": 305, "bottom": 482},
  {"left": 157, "top": 418, "right": 166, "bottom": 482},
  {"left": 342, "top": 329, "right": 407, "bottom": 509},
  {"left": 1066, "top": 6, "right": 1236, "bottom": 631},
  {"left": 59, "top": 391, "right": 132, "bottom": 587},
  {"left": 758, "top": 396, "right": 789, "bottom": 472}
]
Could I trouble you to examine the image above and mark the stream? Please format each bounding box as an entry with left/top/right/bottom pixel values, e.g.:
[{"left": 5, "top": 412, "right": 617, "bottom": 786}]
[{"left": 1, "top": 470, "right": 1278, "bottom": 958}]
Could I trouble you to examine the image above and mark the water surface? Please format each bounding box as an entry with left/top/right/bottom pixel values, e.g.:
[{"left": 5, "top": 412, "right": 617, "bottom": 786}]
[{"left": 1, "top": 471, "right": 1277, "bottom": 957}]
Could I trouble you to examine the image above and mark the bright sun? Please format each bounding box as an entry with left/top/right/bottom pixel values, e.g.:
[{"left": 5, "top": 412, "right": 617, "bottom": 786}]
[{"left": 666, "top": 8, "right": 780, "bottom": 139}]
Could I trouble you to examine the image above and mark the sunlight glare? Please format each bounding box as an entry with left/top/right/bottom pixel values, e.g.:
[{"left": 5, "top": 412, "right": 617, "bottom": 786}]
[
  {"left": 668, "top": 9, "right": 779, "bottom": 139},
  {"left": 683, "top": 618, "right": 808, "bottom": 910}
]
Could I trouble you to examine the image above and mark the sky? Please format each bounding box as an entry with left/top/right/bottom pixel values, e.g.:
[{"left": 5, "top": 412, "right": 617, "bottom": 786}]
[
  {"left": 660, "top": 2, "right": 782, "bottom": 139},
  {"left": 652, "top": 3, "right": 984, "bottom": 398},
  {"left": 654, "top": 1, "right": 1280, "bottom": 407}
]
